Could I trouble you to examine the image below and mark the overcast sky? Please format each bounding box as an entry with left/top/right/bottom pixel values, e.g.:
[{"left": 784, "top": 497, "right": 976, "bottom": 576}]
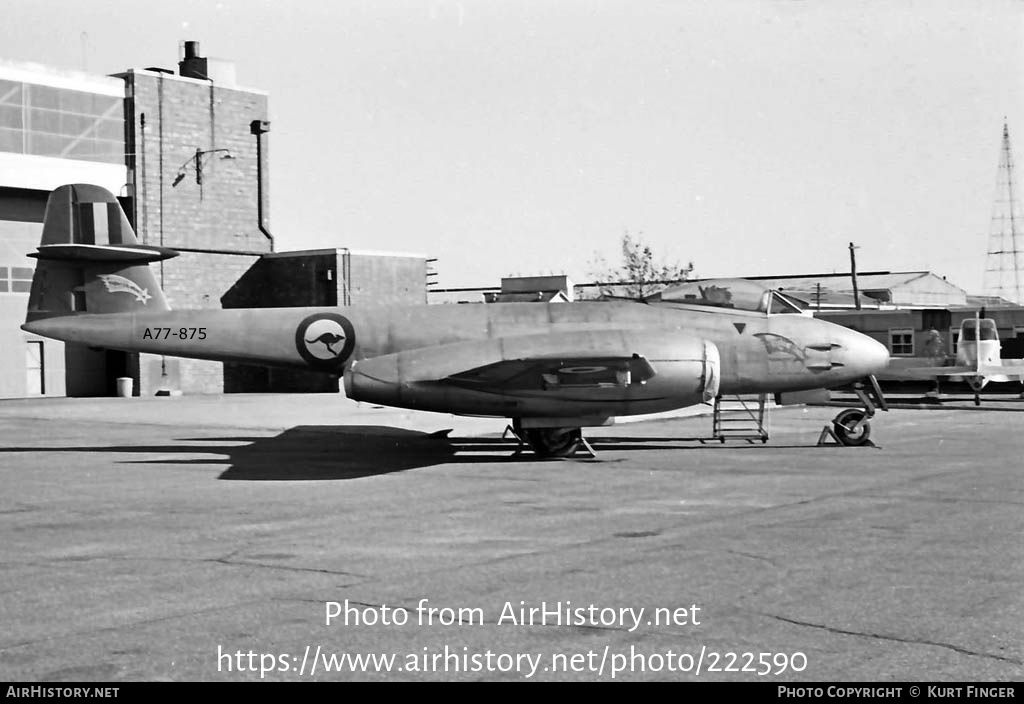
[{"left": 3, "top": 0, "right": 1023, "bottom": 293}]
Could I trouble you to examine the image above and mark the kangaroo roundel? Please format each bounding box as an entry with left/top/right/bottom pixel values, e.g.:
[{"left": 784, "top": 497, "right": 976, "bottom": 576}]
[{"left": 295, "top": 313, "right": 356, "bottom": 369}]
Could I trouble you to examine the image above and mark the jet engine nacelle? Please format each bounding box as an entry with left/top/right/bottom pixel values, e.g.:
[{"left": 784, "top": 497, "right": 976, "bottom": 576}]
[{"left": 345, "top": 330, "right": 720, "bottom": 419}]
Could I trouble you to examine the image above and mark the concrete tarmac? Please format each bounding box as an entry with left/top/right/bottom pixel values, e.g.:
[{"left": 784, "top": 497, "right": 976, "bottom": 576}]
[{"left": 0, "top": 393, "right": 1021, "bottom": 682}]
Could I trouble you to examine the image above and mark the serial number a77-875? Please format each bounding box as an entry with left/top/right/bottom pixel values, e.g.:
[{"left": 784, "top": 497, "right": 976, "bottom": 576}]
[{"left": 143, "top": 327, "right": 207, "bottom": 340}]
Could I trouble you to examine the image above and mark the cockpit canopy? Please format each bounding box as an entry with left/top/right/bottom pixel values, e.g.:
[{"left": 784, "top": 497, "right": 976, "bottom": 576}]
[
  {"left": 650, "top": 278, "right": 806, "bottom": 315},
  {"left": 959, "top": 317, "right": 998, "bottom": 341}
]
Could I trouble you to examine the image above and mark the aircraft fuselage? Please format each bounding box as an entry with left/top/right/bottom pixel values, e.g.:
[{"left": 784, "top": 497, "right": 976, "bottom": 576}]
[{"left": 25, "top": 299, "right": 888, "bottom": 406}]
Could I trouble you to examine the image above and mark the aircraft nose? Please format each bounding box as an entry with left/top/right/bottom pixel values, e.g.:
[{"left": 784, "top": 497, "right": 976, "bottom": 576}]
[{"left": 837, "top": 329, "right": 890, "bottom": 377}]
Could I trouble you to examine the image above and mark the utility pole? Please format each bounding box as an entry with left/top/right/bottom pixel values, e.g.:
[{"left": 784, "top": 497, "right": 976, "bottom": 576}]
[{"left": 849, "top": 242, "right": 861, "bottom": 310}]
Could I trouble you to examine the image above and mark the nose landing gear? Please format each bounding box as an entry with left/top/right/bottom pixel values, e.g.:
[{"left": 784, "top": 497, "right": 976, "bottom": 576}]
[{"left": 822, "top": 376, "right": 889, "bottom": 447}]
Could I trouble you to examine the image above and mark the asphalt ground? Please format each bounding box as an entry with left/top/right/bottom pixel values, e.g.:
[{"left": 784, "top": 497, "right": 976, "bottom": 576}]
[{"left": 0, "top": 393, "right": 1021, "bottom": 682}]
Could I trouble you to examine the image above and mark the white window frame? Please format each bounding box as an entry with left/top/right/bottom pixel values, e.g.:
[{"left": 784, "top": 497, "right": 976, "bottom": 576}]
[
  {"left": 0, "top": 265, "right": 34, "bottom": 294},
  {"left": 889, "top": 328, "right": 915, "bottom": 356}
]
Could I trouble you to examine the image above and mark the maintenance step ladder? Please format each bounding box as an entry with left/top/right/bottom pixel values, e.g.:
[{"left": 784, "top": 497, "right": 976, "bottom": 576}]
[{"left": 711, "top": 394, "right": 770, "bottom": 443}]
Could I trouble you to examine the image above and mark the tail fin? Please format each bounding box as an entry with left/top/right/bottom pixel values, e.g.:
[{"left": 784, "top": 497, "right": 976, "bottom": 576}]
[{"left": 26, "top": 184, "right": 177, "bottom": 322}]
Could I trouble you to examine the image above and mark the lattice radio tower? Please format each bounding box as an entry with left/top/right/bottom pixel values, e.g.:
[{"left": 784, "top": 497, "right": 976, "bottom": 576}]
[{"left": 984, "top": 120, "right": 1024, "bottom": 305}]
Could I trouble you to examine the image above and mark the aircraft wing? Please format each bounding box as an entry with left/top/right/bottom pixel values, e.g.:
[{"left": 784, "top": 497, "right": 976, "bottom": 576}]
[
  {"left": 903, "top": 360, "right": 1024, "bottom": 382},
  {"left": 902, "top": 366, "right": 979, "bottom": 379},
  {"left": 978, "top": 362, "right": 1024, "bottom": 382},
  {"left": 448, "top": 354, "right": 657, "bottom": 390}
]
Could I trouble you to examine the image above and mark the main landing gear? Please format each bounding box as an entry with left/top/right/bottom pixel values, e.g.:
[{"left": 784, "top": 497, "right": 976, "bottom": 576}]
[
  {"left": 825, "top": 375, "right": 889, "bottom": 447},
  {"left": 969, "top": 381, "right": 982, "bottom": 407},
  {"left": 508, "top": 419, "right": 592, "bottom": 458}
]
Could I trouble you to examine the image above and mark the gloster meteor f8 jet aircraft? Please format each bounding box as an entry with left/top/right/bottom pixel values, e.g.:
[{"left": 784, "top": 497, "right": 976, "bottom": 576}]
[{"left": 23, "top": 185, "right": 891, "bottom": 456}]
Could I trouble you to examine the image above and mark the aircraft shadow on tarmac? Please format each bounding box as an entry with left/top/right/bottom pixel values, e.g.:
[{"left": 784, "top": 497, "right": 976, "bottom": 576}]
[
  {"left": 0, "top": 425, "right": 836, "bottom": 481},
  {"left": 200, "top": 428, "right": 815, "bottom": 479},
  {"left": 0, "top": 425, "right": 468, "bottom": 480},
  {"left": 211, "top": 425, "right": 486, "bottom": 480},
  {"left": 200, "top": 427, "right": 740, "bottom": 480}
]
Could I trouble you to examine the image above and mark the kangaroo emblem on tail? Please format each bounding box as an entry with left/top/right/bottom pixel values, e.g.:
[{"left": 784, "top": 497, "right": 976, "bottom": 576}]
[{"left": 305, "top": 331, "right": 346, "bottom": 356}]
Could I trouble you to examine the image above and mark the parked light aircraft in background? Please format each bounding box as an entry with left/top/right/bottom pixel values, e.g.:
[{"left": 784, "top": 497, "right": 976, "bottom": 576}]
[
  {"left": 906, "top": 314, "right": 1024, "bottom": 406},
  {"left": 22, "top": 184, "right": 891, "bottom": 456}
]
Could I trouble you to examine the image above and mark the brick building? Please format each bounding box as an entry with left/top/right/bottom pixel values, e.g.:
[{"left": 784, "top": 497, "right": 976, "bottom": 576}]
[{"left": 119, "top": 44, "right": 274, "bottom": 395}]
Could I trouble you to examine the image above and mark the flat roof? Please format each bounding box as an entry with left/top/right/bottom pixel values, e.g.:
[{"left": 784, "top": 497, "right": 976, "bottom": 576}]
[
  {"left": 117, "top": 68, "right": 268, "bottom": 96},
  {"left": 0, "top": 59, "right": 124, "bottom": 97}
]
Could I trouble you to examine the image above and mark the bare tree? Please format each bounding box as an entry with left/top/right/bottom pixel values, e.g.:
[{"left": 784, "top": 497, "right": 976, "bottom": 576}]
[{"left": 588, "top": 231, "right": 695, "bottom": 300}]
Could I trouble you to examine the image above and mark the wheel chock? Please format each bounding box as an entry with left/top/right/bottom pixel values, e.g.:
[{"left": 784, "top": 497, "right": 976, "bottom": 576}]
[
  {"left": 503, "top": 424, "right": 526, "bottom": 457},
  {"left": 575, "top": 436, "right": 597, "bottom": 459},
  {"left": 817, "top": 425, "right": 841, "bottom": 446},
  {"left": 817, "top": 425, "right": 878, "bottom": 448}
]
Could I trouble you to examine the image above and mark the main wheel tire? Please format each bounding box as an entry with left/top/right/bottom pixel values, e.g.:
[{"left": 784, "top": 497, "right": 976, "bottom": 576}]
[
  {"left": 523, "top": 427, "right": 583, "bottom": 458},
  {"left": 833, "top": 409, "right": 871, "bottom": 446}
]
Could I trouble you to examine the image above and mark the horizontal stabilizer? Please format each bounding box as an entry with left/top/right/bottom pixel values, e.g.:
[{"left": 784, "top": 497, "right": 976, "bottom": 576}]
[{"left": 30, "top": 243, "right": 179, "bottom": 263}]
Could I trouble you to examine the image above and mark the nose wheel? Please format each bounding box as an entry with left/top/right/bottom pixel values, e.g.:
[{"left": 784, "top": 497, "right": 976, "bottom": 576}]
[{"left": 832, "top": 408, "right": 872, "bottom": 446}]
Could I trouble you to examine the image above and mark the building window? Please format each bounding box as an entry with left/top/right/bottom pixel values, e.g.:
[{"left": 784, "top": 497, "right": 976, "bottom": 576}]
[
  {"left": 0, "top": 79, "right": 124, "bottom": 165},
  {"left": 0, "top": 266, "right": 33, "bottom": 294},
  {"left": 951, "top": 329, "right": 959, "bottom": 354},
  {"left": 889, "top": 328, "right": 914, "bottom": 356},
  {"left": 922, "top": 310, "right": 951, "bottom": 331}
]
